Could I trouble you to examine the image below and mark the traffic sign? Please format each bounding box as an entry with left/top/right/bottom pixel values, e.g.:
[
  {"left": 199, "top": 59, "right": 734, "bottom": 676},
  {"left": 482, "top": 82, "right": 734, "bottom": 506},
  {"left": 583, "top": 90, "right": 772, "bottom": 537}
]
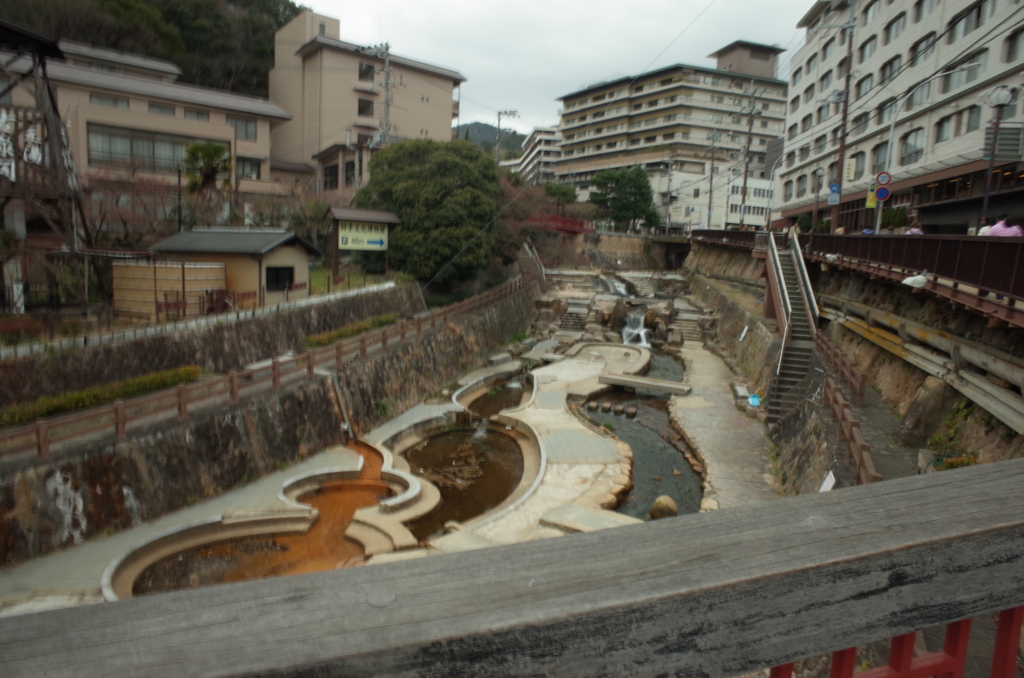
[
  {"left": 827, "top": 194, "right": 840, "bottom": 205},
  {"left": 876, "top": 172, "right": 892, "bottom": 186},
  {"left": 875, "top": 187, "right": 891, "bottom": 201},
  {"left": 829, "top": 183, "right": 840, "bottom": 194}
]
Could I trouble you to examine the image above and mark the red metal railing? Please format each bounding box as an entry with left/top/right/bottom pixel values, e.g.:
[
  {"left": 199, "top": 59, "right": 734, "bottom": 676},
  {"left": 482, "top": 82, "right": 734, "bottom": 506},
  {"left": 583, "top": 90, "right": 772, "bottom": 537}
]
[
  {"left": 526, "top": 215, "right": 593, "bottom": 233},
  {"left": 808, "top": 234, "right": 1024, "bottom": 302},
  {"left": 771, "top": 606, "right": 1023, "bottom": 678},
  {"left": 0, "top": 277, "right": 531, "bottom": 460}
]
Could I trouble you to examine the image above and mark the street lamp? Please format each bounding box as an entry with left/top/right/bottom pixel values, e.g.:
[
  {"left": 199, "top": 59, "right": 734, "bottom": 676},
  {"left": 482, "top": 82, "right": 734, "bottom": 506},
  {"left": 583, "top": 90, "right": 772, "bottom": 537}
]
[
  {"left": 876, "top": 63, "right": 980, "bottom": 231},
  {"left": 979, "top": 84, "right": 1023, "bottom": 225}
]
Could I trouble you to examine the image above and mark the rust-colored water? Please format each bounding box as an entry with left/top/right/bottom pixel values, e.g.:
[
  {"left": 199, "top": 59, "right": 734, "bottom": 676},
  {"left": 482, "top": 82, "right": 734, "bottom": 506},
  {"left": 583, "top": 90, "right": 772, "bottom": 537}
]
[{"left": 133, "top": 443, "right": 388, "bottom": 595}]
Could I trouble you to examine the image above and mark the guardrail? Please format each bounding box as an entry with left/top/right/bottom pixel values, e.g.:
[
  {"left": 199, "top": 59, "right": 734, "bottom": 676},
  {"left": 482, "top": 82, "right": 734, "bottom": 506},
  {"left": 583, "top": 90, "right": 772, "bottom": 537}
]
[
  {"left": 0, "top": 277, "right": 531, "bottom": 460},
  {"left": 692, "top": 229, "right": 789, "bottom": 249},
  {"left": 815, "top": 333, "right": 865, "bottom": 406},
  {"left": 6, "top": 457, "right": 1021, "bottom": 678}
]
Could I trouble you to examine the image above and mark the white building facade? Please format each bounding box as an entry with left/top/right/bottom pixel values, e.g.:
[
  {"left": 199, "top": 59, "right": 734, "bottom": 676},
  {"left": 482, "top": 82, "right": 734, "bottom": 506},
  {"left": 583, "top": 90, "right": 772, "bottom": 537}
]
[
  {"left": 516, "top": 127, "right": 562, "bottom": 185},
  {"left": 777, "top": 0, "right": 1024, "bottom": 232}
]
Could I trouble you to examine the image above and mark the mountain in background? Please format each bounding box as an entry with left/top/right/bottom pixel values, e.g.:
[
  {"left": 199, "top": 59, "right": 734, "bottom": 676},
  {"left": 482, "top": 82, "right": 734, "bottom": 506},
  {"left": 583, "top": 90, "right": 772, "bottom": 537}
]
[
  {"left": 0, "top": 0, "right": 303, "bottom": 98},
  {"left": 453, "top": 122, "right": 526, "bottom": 160}
]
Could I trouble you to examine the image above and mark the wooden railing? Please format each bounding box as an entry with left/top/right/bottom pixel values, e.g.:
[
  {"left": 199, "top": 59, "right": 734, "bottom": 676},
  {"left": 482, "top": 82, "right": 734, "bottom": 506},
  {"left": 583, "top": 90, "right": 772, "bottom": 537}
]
[
  {"left": 822, "top": 373, "right": 880, "bottom": 485},
  {"left": 4, "top": 458, "right": 1022, "bottom": 677},
  {"left": 0, "top": 277, "right": 531, "bottom": 460},
  {"left": 816, "top": 333, "right": 865, "bottom": 406}
]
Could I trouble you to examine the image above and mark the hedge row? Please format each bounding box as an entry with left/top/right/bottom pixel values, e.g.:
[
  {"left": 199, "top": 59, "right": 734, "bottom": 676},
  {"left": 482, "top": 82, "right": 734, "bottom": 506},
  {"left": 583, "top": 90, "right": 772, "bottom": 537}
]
[
  {"left": 0, "top": 366, "right": 202, "bottom": 427},
  {"left": 306, "top": 313, "right": 399, "bottom": 348}
]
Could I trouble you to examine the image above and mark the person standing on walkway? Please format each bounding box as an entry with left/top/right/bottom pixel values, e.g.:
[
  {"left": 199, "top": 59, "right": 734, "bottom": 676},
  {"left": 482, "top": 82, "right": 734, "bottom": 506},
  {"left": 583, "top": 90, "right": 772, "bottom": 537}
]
[{"left": 988, "top": 214, "right": 1023, "bottom": 237}]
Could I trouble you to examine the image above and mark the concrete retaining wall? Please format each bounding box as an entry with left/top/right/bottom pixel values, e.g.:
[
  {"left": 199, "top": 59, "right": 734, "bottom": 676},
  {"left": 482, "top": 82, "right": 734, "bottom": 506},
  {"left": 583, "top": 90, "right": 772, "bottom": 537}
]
[
  {"left": 684, "top": 243, "right": 763, "bottom": 286},
  {"left": 0, "top": 285, "right": 422, "bottom": 408},
  {"left": 579, "top": 233, "right": 658, "bottom": 271}
]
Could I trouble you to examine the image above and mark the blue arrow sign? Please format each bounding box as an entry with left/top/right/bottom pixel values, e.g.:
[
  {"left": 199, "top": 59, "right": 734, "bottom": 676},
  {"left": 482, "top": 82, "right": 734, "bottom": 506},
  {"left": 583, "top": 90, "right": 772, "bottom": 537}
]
[{"left": 368, "top": 239, "right": 385, "bottom": 247}]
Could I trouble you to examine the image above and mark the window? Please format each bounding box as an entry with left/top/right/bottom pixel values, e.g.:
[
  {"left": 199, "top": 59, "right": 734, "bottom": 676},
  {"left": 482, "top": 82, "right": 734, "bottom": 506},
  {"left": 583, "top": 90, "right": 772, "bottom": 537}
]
[
  {"left": 790, "top": 96, "right": 800, "bottom": 113},
  {"left": 871, "top": 141, "right": 890, "bottom": 173},
  {"left": 852, "top": 113, "right": 870, "bottom": 134},
  {"left": 852, "top": 152, "right": 866, "bottom": 178},
  {"left": 90, "top": 93, "right": 128, "bottom": 109},
  {"left": 344, "top": 161, "right": 355, "bottom": 186},
  {"left": 237, "top": 158, "right": 260, "bottom": 180},
  {"left": 965, "top": 105, "right": 982, "bottom": 132},
  {"left": 797, "top": 174, "right": 808, "bottom": 197},
  {"left": 319, "top": 23, "right": 325, "bottom": 36},
  {"left": 801, "top": 114, "right": 813, "bottom": 132},
  {"left": 913, "top": 0, "right": 939, "bottom": 22},
  {"left": 817, "top": 102, "right": 831, "bottom": 124},
  {"left": 900, "top": 128, "right": 925, "bottom": 164},
  {"left": 823, "top": 38, "right": 836, "bottom": 60},
  {"left": 942, "top": 51, "right": 986, "bottom": 93},
  {"left": 820, "top": 70, "right": 833, "bottom": 91},
  {"left": 859, "top": 36, "right": 877, "bottom": 63},
  {"left": 662, "top": 133, "right": 674, "bottom": 141},
  {"left": 732, "top": 116, "right": 742, "bottom": 124},
  {"left": 948, "top": 0, "right": 995, "bottom": 44},
  {"left": 910, "top": 34, "right": 936, "bottom": 65},
  {"left": 227, "top": 116, "right": 256, "bottom": 141},
  {"left": 800, "top": 145, "right": 811, "bottom": 161},
  {"left": 357, "top": 99, "right": 374, "bottom": 117},
  {"left": 711, "top": 95, "right": 725, "bottom": 104},
  {"left": 856, "top": 75, "right": 874, "bottom": 100},
  {"left": 863, "top": 0, "right": 879, "bottom": 25},
  {"left": 0, "top": 77, "right": 9, "bottom": 105},
  {"left": 759, "top": 138, "right": 767, "bottom": 145},
  {"left": 359, "top": 62, "right": 374, "bottom": 81},
  {"left": 828, "top": 161, "right": 838, "bottom": 183},
  {"left": 648, "top": 100, "right": 659, "bottom": 108},
  {"left": 880, "top": 55, "right": 902, "bottom": 85},
  {"left": 884, "top": 14, "right": 906, "bottom": 44},
  {"left": 814, "top": 135, "right": 828, "bottom": 153},
  {"left": 878, "top": 98, "right": 897, "bottom": 124},
  {"left": 803, "top": 84, "right": 815, "bottom": 104},
  {"left": 644, "top": 136, "right": 656, "bottom": 144},
  {"left": 87, "top": 123, "right": 226, "bottom": 173},
  {"left": 838, "top": 57, "right": 850, "bottom": 78},
  {"left": 935, "top": 115, "right": 953, "bottom": 142},
  {"left": 731, "top": 185, "right": 741, "bottom": 195},
  {"left": 760, "top": 120, "right": 769, "bottom": 128},
  {"left": 903, "top": 84, "right": 930, "bottom": 113},
  {"left": 788, "top": 124, "right": 798, "bottom": 140},
  {"left": 693, "top": 188, "right": 701, "bottom": 198},
  {"left": 266, "top": 267, "right": 294, "bottom": 292},
  {"left": 784, "top": 181, "right": 794, "bottom": 200},
  {"left": 832, "top": 128, "right": 842, "bottom": 147},
  {"left": 786, "top": 151, "right": 796, "bottom": 168},
  {"left": 323, "top": 164, "right": 339, "bottom": 190},
  {"left": 792, "top": 68, "right": 803, "bottom": 85},
  {"left": 1008, "top": 29, "right": 1024, "bottom": 62},
  {"left": 149, "top": 103, "right": 174, "bottom": 116},
  {"left": 807, "top": 54, "right": 818, "bottom": 73},
  {"left": 761, "top": 102, "right": 770, "bottom": 110},
  {"left": 710, "top": 114, "right": 724, "bottom": 123}
]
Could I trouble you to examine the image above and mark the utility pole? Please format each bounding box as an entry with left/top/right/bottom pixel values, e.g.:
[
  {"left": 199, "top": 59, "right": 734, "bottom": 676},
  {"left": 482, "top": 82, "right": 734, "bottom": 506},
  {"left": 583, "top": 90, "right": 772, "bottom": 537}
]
[
  {"left": 739, "top": 78, "right": 760, "bottom": 228},
  {"left": 706, "top": 132, "right": 718, "bottom": 228},
  {"left": 827, "top": 0, "right": 857, "bottom": 232},
  {"left": 495, "top": 110, "right": 518, "bottom": 160},
  {"left": 359, "top": 43, "right": 396, "bottom": 146}
]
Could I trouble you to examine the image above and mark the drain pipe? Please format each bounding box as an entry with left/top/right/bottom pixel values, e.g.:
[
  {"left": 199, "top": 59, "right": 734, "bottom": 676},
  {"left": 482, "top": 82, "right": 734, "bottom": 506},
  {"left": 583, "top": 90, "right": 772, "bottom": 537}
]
[{"left": 327, "top": 371, "right": 356, "bottom": 441}]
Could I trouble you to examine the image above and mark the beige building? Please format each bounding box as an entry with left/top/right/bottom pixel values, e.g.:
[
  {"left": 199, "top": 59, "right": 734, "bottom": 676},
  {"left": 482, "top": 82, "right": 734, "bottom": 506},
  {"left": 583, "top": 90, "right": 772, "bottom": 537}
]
[
  {"left": 554, "top": 41, "right": 788, "bottom": 229},
  {"left": 516, "top": 127, "right": 562, "bottom": 185},
  {"left": 268, "top": 10, "right": 466, "bottom": 206},
  {"left": 778, "top": 0, "right": 1024, "bottom": 232},
  {"left": 3, "top": 40, "right": 298, "bottom": 230},
  {"left": 150, "top": 229, "right": 319, "bottom": 308}
]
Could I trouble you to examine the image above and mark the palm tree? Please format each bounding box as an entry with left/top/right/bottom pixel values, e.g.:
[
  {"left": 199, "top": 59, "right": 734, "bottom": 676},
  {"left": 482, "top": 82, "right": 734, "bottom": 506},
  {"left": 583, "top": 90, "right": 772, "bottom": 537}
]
[{"left": 183, "top": 142, "right": 231, "bottom": 226}]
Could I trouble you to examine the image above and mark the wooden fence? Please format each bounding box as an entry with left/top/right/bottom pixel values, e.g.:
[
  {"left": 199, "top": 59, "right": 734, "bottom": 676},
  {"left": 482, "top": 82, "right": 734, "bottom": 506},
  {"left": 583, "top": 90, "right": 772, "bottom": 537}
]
[
  {"left": 0, "top": 277, "right": 530, "bottom": 460},
  {"left": 815, "top": 333, "right": 878, "bottom": 484},
  {"left": 816, "top": 333, "right": 866, "bottom": 406}
]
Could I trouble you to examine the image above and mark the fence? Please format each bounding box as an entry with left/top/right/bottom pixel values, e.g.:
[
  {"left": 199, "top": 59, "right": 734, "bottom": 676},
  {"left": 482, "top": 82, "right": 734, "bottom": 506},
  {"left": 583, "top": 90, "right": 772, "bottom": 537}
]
[
  {"left": 821, "top": 371, "right": 880, "bottom": 485},
  {"left": 5, "top": 456, "right": 1021, "bottom": 677},
  {"left": 0, "top": 277, "right": 530, "bottom": 460},
  {"left": 691, "top": 229, "right": 789, "bottom": 250},
  {"left": 815, "top": 333, "right": 865, "bottom": 406}
]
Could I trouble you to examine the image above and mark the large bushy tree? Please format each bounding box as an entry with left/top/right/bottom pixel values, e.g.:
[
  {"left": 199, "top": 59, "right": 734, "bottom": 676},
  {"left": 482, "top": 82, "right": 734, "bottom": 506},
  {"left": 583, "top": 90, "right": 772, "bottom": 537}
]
[
  {"left": 353, "top": 140, "right": 501, "bottom": 283},
  {"left": 589, "top": 166, "right": 660, "bottom": 230}
]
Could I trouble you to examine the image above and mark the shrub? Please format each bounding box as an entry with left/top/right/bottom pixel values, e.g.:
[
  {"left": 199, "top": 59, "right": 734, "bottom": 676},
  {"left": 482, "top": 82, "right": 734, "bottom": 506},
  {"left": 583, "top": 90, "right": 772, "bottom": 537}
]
[
  {"left": 0, "top": 365, "right": 202, "bottom": 426},
  {"left": 305, "top": 313, "right": 399, "bottom": 348}
]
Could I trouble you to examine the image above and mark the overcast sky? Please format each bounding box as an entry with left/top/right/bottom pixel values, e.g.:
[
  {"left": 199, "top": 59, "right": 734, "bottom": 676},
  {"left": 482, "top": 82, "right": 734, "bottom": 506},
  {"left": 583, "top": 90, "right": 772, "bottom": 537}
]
[{"left": 305, "top": 0, "right": 813, "bottom": 135}]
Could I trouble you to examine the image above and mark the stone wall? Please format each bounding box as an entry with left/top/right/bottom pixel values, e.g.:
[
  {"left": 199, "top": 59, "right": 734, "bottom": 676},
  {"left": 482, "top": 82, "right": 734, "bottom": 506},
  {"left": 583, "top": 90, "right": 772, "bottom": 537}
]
[
  {"left": 578, "top": 233, "right": 658, "bottom": 271},
  {"left": 0, "top": 285, "right": 422, "bottom": 408},
  {"left": 0, "top": 379, "right": 344, "bottom": 566},
  {"left": 684, "top": 243, "right": 764, "bottom": 286},
  {"left": 0, "top": 281, "right": 540, "bottom": 567},
  {"left": 690, "top": 277, "right": 782, "bottom": 397}
]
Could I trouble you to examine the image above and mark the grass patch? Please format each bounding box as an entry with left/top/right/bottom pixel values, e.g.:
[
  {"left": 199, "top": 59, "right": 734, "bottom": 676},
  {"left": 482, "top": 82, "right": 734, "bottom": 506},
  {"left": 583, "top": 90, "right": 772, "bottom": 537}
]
[
  {"left": 306, "top": 313, "right": 399, "bottom": 348},
  {"left": 602, "top": 421, "right": 615, "bottom": 431},
  {"left": 425, "top": 291, "right": 473, "bottom": 308},
  {"left": 308, "top": 267, "right": 374, "bottom": 294},
  {"left": 0, "top": 365, "right": 202, "bottom": 426}
]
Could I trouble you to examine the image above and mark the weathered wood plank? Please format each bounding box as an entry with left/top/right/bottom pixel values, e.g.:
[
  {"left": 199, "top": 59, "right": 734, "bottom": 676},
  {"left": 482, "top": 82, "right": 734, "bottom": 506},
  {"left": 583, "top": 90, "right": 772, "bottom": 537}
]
[{"left": 2, "top": 460, "right": 1024, "bottom": 678}]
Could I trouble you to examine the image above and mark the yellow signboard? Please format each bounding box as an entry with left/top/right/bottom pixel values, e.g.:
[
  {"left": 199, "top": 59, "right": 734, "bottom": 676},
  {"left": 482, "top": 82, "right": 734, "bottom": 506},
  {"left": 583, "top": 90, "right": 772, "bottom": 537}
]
[
  {"left": 337, "top": 221, "right": 389, "bottom": 251},
  {"left": 865, "top": 180, "right": 877, "bottom": 209}
]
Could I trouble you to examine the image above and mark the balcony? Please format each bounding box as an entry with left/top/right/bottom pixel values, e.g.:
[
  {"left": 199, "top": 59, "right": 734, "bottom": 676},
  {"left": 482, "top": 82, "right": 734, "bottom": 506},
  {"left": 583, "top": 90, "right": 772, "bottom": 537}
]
[
  {"left": 7, "top": 459, "right": 1023, "bottom": 677},
  {"left": 452, "top": 100, "right": 459, "bottom": 119},
  {"left": 352, "top": 116, "right": 379, "bottom": 130}
]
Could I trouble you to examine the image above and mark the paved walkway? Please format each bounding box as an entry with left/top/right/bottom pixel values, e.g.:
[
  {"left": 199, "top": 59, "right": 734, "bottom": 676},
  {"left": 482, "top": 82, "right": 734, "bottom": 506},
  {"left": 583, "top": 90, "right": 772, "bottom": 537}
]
[{"left": 670, "top": 345, "right": 778, "bottom": 510}]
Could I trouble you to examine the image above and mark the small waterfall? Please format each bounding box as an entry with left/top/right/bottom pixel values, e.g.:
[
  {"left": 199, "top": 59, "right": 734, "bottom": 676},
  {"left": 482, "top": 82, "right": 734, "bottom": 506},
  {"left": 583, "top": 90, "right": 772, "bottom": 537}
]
[
  {"left": 506, "top": 379, "right": 522, "bottom": 390},
  {"left": 622, "top": 312, "right": 651, "bottom": 347},
  {"left": 611, "top": 280, "right": 628, "bottom": 296}
]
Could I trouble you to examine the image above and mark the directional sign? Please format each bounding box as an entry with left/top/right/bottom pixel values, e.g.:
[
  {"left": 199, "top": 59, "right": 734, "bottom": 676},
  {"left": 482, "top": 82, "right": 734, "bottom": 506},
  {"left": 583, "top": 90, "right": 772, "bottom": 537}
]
[
  {"left": 337, "top": 221, "right": 389, "bottom": 251},
  {"left": 874, "top": 186, "right": 891, "bottom": 201},
  {"left": 876, "top": 172, "right": 892, "bottom": 186},
  {"left": 827, "top": 194, "right": 840, "bottom": 205},
  {"left": 829, "top": 183, "right": 840, "bottom": 194},
  {"left": 866, "top": 180, "right": 878, "bottom": 209}
]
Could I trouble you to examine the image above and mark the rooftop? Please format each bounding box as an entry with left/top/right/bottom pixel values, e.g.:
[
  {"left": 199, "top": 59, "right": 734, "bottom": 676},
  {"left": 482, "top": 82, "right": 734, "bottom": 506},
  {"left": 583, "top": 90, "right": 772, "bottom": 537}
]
[
  {"left": 150, "top": 229, "right": 320, "bottom": 256},
  {"left": 706, "top": 41, "right": 787, "bottom": 58},
  {"left": 558, "top": 62, "right": 786, "bottom": 101},
  {"left": 325, "top": 207, "right": 401, "bottom": 224},
  {"left": 58, "top": 40, "right": 182, "bottom": 77},
  {"left": 296, "top": 36, "right": 466, "bottom": 84}
]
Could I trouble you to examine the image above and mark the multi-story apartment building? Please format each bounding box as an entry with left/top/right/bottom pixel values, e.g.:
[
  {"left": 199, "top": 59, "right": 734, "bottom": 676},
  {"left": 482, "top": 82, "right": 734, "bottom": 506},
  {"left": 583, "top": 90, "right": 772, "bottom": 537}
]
[
  {"left": 516, "top": 127, "right": 562, "bottom": 185},
  {"left": 554, "top": 41, "right": 788, "bottom": 229},
  {"left": 777, "top": 0, "right": 1024, "bottom": 232},
  {"left": 3, "top": 40, "right": 294, "bottom": 230},
  {"left": 269, "top": 10, "right": 465, "bottom": 206}
]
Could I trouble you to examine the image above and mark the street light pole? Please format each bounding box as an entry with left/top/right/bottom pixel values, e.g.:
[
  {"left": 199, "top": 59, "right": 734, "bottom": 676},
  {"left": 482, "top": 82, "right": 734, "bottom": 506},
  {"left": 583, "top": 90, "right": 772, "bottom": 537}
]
[
  {"left": 177, "top": 165, "right": 183, "bottom": 232},
  {"left": 706, "top": 131, "right": 718, "bottom": 228},
  {"left": 979, "top": 85, "right": 1022, "bottom": 225}
]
